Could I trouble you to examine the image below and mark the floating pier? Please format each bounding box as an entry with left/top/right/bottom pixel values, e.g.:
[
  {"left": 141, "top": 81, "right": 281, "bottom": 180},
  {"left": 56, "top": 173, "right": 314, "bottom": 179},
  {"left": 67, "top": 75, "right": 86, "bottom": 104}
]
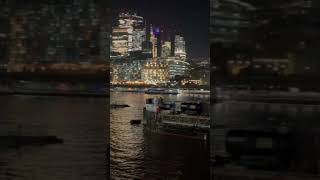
[{"left": 143, "top": 109, "right": 209, "bottom": 140}]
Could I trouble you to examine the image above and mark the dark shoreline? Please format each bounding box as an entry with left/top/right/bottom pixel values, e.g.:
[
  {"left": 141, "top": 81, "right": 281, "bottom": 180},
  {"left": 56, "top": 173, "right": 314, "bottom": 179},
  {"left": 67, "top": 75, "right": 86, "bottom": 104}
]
[
  {"left": 0, "top": 135, "right": 63, "bottom": 147},
  {"left": 0, "top": 91, "right": 109, "bottom": 98},
  {"left": 0, "top": 72, "right": 109, "bottom": 98}
]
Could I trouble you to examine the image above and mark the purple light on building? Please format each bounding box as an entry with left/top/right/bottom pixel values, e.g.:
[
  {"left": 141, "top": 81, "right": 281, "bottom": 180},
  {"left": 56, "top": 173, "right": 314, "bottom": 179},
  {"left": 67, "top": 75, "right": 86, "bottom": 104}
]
[{"left": 153, "top": 27, "right": 160, "bottom": 37}]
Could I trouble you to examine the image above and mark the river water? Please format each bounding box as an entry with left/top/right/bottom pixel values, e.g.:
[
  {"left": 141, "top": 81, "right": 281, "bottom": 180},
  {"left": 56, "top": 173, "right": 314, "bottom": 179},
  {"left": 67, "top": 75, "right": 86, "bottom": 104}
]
[
  {"left": 110, "top": 92, "right": 210, "bottom": 179},
  {"left": 0, "top": 95, "right": 108, "bottom": 180},
  {"left": 0, "top": 92, "right": 209, "bottom": 180}
]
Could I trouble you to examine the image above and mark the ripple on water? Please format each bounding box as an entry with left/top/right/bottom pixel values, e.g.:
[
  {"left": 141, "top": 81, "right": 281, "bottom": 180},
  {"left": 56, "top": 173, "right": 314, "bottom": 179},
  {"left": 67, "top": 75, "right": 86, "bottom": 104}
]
[{"left": 110, "top": 92, "right": 209, "bottom": 179}]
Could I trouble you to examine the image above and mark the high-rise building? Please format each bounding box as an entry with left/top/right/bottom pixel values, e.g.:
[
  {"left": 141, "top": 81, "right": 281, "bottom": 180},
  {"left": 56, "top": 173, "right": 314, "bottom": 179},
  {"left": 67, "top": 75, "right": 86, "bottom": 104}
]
[
  {"left": 170, "top": 33, "right": 175, "bottom": 57},
  {"left": 142, "top": 23, "right": 153, "bottom": 58},
  {"left": 166, "top": 56, "right": 189, "bottom": 78},
  {"left": 117, "top": 13, "right": 143, "bottom": 52},
  {"left": 174, "top": 35, "right": 186, "bottom": 60},
  {"left": 150, "top": 26, "right": 158, "bottom": 58},
  {"left": 111, "top": 12, "right": 145, "bottom": 58},
  {"left": 161, "top": 41, "right": 171, "bottom": 58},
  {"left": 111, "top": 27, "right": 129, "bottom": 57},
  {"left": 132, "top": 29, "right": 145, "bottom": 51},
  {"left": 156, "top": 28, "right": 163, "bottom": 58}
]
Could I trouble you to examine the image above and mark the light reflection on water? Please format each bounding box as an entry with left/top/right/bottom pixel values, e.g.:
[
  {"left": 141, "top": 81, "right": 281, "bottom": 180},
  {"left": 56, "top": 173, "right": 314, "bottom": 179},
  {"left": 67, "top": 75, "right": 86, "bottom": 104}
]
[{"left": 111, "top": 92, "right": 209, "bottom": 179}]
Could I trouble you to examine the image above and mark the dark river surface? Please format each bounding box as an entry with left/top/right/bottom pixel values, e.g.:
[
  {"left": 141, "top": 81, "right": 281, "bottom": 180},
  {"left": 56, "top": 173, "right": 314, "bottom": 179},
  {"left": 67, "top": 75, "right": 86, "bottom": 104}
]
[
  {"left": 0, "top": 95, "right": 108, "bottom": 180},
  {"left": 110, "top": 92, "right": 210, "bottom": 180}
]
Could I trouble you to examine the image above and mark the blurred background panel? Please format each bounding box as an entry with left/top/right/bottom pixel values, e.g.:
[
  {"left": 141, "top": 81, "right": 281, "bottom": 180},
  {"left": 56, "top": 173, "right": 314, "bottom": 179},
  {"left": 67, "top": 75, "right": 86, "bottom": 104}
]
[
  {"left": 0, "top": 0, "right": 111, "bottom": 179},
  {"left": 210, "top": 0, "right": 320, "bottom": 179}
]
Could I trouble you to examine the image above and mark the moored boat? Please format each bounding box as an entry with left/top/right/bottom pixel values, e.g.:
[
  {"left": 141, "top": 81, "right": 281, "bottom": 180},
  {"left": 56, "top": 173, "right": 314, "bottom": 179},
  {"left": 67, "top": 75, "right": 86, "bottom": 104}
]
[{"left": 143, "top": 97, "right": 209, "bottom": 140}]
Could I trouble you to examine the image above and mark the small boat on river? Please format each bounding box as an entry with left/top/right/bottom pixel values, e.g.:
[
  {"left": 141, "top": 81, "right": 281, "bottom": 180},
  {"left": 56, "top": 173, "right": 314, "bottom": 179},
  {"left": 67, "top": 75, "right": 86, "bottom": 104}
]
[{"left": 143, "top": 97, "right": 209, "bottom": 140}]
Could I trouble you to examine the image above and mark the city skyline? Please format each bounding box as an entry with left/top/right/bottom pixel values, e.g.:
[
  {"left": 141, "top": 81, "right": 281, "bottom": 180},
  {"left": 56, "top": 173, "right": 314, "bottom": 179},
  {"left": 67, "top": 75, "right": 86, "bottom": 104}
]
[
  {"left": 112, "top": 0, "right": 209, "bottom": 59},
  {"left": 111, "top": 12, "right": 187, "bottom": 60}
]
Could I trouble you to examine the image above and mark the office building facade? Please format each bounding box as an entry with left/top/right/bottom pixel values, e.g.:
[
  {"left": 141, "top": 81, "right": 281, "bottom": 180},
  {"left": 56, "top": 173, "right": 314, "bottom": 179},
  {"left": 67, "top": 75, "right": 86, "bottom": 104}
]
[
  {"left": 166, "top": 56, "right": 189, "bottom": 78},
  {"left": 111, "top": 12, "right": 145, "bottom": 58},
  {"left": 161, "top": 41, "right": 171, "bottom": 58},
  {"left": 174, "top": 35, "right": 186, "bottom": 60}
]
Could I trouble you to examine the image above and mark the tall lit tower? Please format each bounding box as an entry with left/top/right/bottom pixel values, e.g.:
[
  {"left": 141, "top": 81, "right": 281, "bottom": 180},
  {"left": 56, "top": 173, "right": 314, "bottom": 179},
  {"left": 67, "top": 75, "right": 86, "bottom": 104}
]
[
  {"left": 161, "top": 41, "right": 171, "bottom": 58},
  {"left": 142, "top": 22, "right": 152, "bottom": 58},
  {"left": 150, "top": 25, "right": 158, "bottom": 58},
  {"left": 174, "top": 35, "right": 186, "bottom": 60},
  {"left": 111, "top": 12, "right": 145, "bottom": 57}
]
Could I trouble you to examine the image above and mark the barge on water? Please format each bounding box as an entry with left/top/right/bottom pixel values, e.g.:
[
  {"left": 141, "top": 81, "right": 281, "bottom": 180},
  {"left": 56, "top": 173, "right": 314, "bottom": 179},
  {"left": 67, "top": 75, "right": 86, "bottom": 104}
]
[{"left": 143, "top": 97, "right": 209, "bottom": 140}]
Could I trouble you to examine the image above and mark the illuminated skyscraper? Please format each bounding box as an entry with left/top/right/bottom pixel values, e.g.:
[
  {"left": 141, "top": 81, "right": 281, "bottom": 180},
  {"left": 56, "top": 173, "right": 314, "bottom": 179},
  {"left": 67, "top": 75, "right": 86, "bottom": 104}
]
[
  {"left": 161, "top": 41, "right": 171, "bottom": 58},
  {"left": 111, "top": 12, "right": 145, "bottom": 57},
  {"left": 150, "top": 26, "right": 158, "bottom": 58},
  {"left": 174, "top": 35, "right": 186, "bottom": 60},
  {"left": 142, "top": 23, "right": 153, "bottom": 58},
  {"left": 132, "top": 28, "right": 145, "bottom": 51},
  {"left": 111, "top": 27, "right": 129, "bottom": 57}
]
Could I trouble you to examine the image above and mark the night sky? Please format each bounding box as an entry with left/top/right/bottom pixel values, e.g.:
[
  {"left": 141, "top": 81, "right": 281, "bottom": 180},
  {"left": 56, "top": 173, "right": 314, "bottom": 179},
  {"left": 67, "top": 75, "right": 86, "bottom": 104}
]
[{"left": 112, "top": 0, "right": 210, "bottom": 59}]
